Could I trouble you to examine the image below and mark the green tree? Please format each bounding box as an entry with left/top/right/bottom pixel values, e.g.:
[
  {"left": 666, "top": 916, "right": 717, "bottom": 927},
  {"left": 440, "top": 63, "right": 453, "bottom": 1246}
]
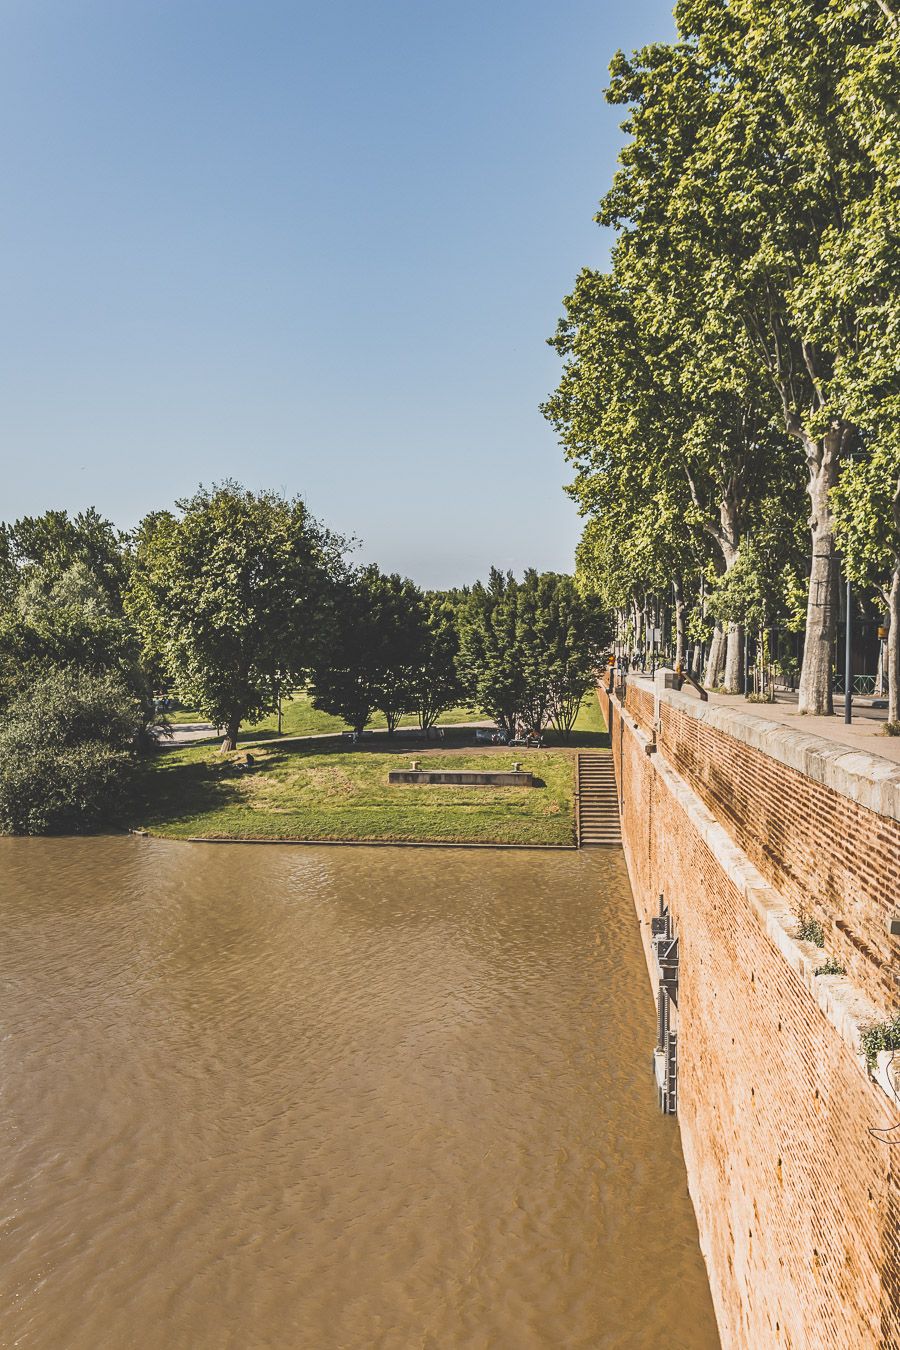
[
  {"left": 600, "top": 0, "right": 895, "bottom": 711},
  {"left": 542, "top": 575, "right": 611, "bottom": 740},
  {"left": 411, "top": 593, "right": 463, "bottom": 734},
  {"left": 0, "top": 509, "right": 143, "bottom": 709},
  {"left": 457, "top": 569, "right": 609, "bottom": 735},
  {"left": 0, "top": 668, "right": 142, "bottom": 834},
  {"left": 456, "top": 570, "right": 527, "bottom": 734},
  {"left": 833, "top": 448, "right": 900, "bottom": 722},
  {"left": 309, "top": 566, "right": 426, "bottom": 735},
  {"left": 6, "top": 507, "right": 128, "bottom": 605},
  {"left": 544, "top": 266, "right": 798, "bottom": 693},
  {"left": 823, "top": 17, "right": 900, "bottom": 719},
  {"left": 128, "top": 483, "right": 344, "bottom": 749}
]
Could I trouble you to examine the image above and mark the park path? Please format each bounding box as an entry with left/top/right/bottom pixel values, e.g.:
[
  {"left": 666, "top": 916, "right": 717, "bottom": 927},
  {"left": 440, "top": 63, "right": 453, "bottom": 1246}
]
[{"left": 160, "top": 720, "right": 494, "bottom": 748}]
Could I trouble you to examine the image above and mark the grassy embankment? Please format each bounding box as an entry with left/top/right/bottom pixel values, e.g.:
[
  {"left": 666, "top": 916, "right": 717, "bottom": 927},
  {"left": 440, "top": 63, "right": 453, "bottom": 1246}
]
[{"left": 137, "top": 695, "right": 608, "bottom": 846}]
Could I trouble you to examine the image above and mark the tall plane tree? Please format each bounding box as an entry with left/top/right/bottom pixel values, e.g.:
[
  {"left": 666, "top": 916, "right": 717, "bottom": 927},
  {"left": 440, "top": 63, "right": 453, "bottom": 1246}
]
[{"left": 600, "top": 0, "right": 893, "bottom": 710}]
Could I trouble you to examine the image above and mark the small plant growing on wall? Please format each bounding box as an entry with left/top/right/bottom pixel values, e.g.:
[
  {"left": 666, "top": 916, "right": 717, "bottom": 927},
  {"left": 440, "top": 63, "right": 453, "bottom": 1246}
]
[
  {"left": 814, "top": 957, "right": 846, "bottom": 977},
  {"left": 860, "top": 1015, "right": 900, "bottom": 1072},
  {"left": 796, "top": 916, "right": 826, "bottom": 947}
]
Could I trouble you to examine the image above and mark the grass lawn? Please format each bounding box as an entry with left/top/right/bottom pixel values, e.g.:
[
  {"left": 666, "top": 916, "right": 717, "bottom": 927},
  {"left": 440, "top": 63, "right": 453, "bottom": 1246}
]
[
  {"left": 138, "top": 692, "right": 608, "bottom": 845},
  {"left": 165, "top": 691, "right": 482, "bottom": 737}
]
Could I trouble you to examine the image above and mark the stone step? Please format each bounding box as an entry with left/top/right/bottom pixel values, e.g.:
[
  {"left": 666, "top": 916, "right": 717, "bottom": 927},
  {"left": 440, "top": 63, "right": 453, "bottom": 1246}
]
[{"left": 577, "top": 751, "right": 621, "bottom": 848}]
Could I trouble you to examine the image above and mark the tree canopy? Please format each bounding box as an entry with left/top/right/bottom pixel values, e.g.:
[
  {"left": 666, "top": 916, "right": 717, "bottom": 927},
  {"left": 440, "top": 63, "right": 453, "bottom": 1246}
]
[
  {"left": 545, "top": 0, "right": 900, "bottom": 714},
  {"left": 128, "top": 483, "right": 346, "bottom": 748}
]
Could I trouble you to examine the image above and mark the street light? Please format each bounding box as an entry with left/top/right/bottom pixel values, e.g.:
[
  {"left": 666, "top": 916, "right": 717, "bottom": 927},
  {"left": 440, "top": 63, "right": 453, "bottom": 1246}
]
[{"left": 845, "top": 569, "right": 852, "bottom": 725}]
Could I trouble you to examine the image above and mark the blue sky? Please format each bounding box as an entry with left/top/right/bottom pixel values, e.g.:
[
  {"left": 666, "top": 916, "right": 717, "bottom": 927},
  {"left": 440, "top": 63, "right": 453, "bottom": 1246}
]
[{"left": 1, "top": 0, "right": 676, "bottom": 587}]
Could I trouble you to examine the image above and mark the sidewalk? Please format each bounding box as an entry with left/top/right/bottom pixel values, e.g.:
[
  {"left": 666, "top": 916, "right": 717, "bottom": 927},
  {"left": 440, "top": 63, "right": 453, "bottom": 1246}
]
[{"left": 680, "top": 686, "right": 900, "bottom": 766}]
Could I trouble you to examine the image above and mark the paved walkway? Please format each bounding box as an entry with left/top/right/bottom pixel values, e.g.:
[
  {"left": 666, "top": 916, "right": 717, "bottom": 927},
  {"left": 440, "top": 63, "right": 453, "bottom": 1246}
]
[
  {"left": 163, "top": 721, "right": 219, "bottom": 744},
  {"left": 685, "top": 687, "right": 900, "bottom": 765},
  {"left": 160, "top": 720, "right": 495, "bottom": 748}
]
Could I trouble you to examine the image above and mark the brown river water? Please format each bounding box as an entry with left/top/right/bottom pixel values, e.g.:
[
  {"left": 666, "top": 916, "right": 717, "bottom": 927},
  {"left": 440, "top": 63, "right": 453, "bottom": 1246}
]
[{"left": 0, "top": 838, "right": 719, "bottom": 1350}]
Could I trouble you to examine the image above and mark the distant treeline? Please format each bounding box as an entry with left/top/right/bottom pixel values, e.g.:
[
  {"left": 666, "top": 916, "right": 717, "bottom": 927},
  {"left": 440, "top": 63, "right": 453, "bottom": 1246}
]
[{"left": 0, "top": 482, "right": 609, "bottom": 833}]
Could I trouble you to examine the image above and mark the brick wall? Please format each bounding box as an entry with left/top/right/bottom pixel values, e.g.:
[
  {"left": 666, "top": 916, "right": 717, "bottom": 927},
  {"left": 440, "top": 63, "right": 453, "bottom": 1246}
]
[
  {"left": 604, "top": 677, "right": 900, "bottom": 1012},
  {"left": 597, "top": 683, "right": 900, "bottom": 1350},
  {"left": 656, "top": 699, "right": 900, "bottom": 1011}
]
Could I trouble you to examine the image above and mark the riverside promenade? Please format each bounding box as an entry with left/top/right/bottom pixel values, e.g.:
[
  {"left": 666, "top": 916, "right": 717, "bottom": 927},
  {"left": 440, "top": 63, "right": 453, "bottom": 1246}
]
[{"left": 691, "top": 686, "right": 900, "bottom": 765}]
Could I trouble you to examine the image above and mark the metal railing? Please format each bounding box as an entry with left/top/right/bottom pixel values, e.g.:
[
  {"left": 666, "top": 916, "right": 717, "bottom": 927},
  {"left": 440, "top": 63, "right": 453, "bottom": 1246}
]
[{"left": 832, "top": 674, "right": 879, "bottom": 695}]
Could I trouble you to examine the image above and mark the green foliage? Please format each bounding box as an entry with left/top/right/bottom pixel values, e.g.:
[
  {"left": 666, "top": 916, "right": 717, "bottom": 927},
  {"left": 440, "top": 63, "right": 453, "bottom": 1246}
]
[
  {"left": 128, "top": 483, "right": 345, "bottom": 746},
  {"left": 833, "top": 448, "right": 900, "bottom": 599},
  {"left": 457, "top": 569, "right": 609, "bottom": 735},
  {"left": 796, "top": 916, "right": 826, "bottom": 947},
  {"left": 4, "top": 507, "right": 128, "bottom": 605},
  {"left": 412, "top": 594, "right": 463, "bottom": 732},
  {"left": 0, "top": 509, "right": 142, "bottom": 708},
  {"left": 860, "top": 1015, "right": 900, "bottom": 1072},
  {"left": 547, "top": 0, "right": 900, "bottom": 712},
  {"left": 814, "top": 957, "right": 847, "bottom": 977},
  {"left": 704, "top": 518, "right": 806, "bottom": 631},
  {"left": 542, "top": 575, "right": 611, "bottom": 739},
  {"left": 0, "top": 668, "right": 142, "bottom": 834},
  {"left": 309, "top": 566, "right": 427, "bottom": 734}
]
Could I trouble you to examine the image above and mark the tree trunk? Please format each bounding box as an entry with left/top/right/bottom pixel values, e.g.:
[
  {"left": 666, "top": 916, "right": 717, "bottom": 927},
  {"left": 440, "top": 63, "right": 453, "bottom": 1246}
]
[
  {"left": 876, "top": 618, "right": 887, "bottom": 698},
  {"left": 705, "top": 624, "right": 726, "bottom": 688},
  {"left": 691, "top": 641, "right": 704, "bottom": 679},
  {"left": 702, "top": 492, "right": 741, "bottom": 691},
  {"left": 798, "top": 429, "right": 844, "bottom": 715},
  {"left": 723, "top": 622, "right": 744, "bottom": 694},
  {"left": 220, "top": 717, "right": 241, "bottom": 751},
  {"left": 673, "top": 578, "right": 686, "bottom": 667},
  {"left": 888, "top": 567, "right": 900, "bottom": 726},
  {"left": 889, "top": 474, "right": 900, "bottom": 725}
]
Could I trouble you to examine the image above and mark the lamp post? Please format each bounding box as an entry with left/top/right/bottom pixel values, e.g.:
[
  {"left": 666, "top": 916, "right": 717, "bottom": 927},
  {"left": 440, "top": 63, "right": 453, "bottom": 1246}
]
[{"left": 845, "top": 571, "right": 853, "bottom": 725}]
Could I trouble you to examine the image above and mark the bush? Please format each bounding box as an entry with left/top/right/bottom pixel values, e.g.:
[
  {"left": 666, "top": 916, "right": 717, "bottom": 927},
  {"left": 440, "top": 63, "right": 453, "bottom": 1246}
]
[
  {"left": 814, "top": 956, "right": 846, "bottom": 977},
  {"left": 0, "top": 668, "right": 142, "bottom": 834},
  {"left": 796, "top": 916, "right": 826, "bottom": 947},
  {"left": 860, "top": 1015, "right": 900, "bottom": 1072}
]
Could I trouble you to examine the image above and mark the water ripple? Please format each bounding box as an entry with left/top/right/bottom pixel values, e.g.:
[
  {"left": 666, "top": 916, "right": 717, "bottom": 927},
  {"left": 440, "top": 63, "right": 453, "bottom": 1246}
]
[{"left": 0, "top": 838, "right": 719, "bottom": 1349}]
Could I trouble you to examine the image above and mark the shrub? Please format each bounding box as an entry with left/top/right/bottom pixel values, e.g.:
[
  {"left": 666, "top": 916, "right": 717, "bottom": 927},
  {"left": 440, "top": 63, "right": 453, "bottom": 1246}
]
[
  {"left": 796, "top": 916, "right": 826, "bottom": 947},
  {"left": 860, "top": 1015, "right": 900, "bottom": 1072},
  {"left": 814, "top": 957, "right": 846, "bottom": 977},
  {"left": 0, "top": 668, "right": 142, "bottom": 834},
  {"left": 884, "top": 721, "right": 900, "bottom": 737}
]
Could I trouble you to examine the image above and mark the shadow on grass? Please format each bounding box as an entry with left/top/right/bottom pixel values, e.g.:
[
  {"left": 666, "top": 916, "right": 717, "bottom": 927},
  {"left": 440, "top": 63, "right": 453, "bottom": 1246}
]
[
  {"left": 542, "top": 728, "right": 611, "bottom": 750},
  {"left": 137, "top": 754, "right": 249, "bottom": 826},
  {"left": 250, "top": 725, "right": 610, "bottom": 755}
]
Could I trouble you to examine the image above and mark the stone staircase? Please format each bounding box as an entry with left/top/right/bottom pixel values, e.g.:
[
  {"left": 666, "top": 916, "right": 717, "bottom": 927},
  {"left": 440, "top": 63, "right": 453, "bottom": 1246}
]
[{"left": 577, "top": 753, "right": 622, "bottom": 847}]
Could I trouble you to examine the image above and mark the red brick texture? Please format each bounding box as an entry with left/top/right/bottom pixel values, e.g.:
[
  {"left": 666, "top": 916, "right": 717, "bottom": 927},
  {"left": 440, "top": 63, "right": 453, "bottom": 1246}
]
[
  {"left": 598, "top": 683, "right": 900, "bottom": 1350},
  {"left": 620, "top": 682, "right": 900, "bottom": 1013}
]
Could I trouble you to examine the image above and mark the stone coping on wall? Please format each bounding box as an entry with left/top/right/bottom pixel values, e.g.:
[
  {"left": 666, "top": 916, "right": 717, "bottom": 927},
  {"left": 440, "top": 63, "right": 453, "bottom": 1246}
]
[
  {"left": 632, "top": 676, "right": 900, "bottom": 826},
  {"left": 611, "top": 687, "right": 893, "bottom": 1098}
]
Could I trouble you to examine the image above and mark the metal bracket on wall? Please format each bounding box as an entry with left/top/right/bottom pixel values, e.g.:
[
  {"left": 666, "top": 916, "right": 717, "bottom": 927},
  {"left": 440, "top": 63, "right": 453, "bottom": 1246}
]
[{"left": 652, "top": 895, "right": 679, "bottom": 1115}]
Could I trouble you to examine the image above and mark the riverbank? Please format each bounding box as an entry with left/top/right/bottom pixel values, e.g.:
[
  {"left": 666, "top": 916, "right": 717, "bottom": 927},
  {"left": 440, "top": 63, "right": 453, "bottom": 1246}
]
[{"left": 136, "top": 698, "right": 608, "bottom": 845}]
